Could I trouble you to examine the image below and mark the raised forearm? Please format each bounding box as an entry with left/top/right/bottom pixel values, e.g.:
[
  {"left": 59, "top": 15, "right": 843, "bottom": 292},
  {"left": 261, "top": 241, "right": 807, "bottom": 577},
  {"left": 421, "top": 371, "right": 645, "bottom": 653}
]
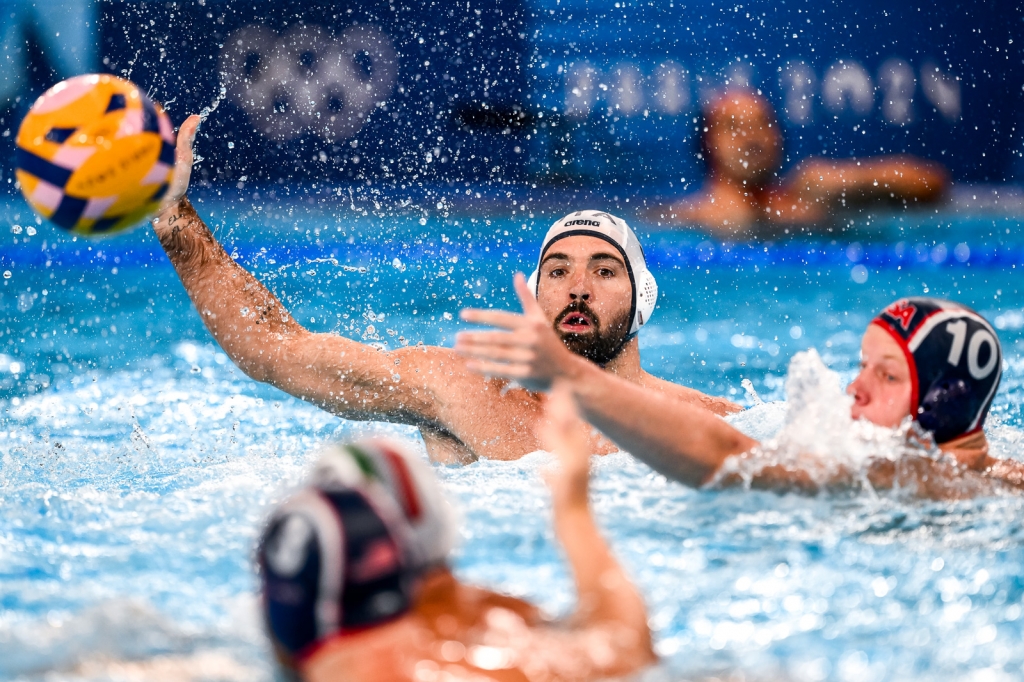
[
  {"left": 544, "top": 393, "right": 652, "bottom": 661},
  {"left": 556, "top": 499, "right": 649, "bottom": 634},
  {"left": 568, "top": 362, "right": 756, "bottom": 486},
  {"left": 794, "top": 156, "right": 948, "bottom": 203},
  {"left": 153, "top": 198, "right": 304, "bottom": 381}
]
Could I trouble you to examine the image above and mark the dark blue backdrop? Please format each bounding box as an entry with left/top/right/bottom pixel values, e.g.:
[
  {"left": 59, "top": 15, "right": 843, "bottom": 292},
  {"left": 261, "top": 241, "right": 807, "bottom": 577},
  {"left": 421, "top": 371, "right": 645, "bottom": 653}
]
[
  {"left": 1, "top": 0, "right": 1022, "bottom": 189},
  {"left": 525, "top": 0, "right": 1024, "bottom": 190}
]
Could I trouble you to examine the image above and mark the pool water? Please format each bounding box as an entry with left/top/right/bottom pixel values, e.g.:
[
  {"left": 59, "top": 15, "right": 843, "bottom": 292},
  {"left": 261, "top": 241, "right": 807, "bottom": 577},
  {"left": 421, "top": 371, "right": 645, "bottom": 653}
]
[{"left": 3, "top": 191, "right": 1024, "bottom": 681}]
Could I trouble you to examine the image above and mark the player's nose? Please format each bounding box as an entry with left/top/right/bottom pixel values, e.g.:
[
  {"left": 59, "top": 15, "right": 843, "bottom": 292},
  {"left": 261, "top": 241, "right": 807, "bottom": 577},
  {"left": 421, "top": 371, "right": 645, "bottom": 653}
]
[
  {"left": 846, "top": 375, "right": 868, "bottom": 404},
  {"left": 567, "top": 271, "right": 591, "bottom": 301}
]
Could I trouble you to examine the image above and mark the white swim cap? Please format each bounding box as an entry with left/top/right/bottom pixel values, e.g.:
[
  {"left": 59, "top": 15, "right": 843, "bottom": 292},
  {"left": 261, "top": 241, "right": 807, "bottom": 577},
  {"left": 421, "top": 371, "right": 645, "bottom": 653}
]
[
  {"left": 527, "top": 210, "right": 658, "bottom": 335},
  {"left": 310, "top": 438, "right": 457, "bottom": 570}
]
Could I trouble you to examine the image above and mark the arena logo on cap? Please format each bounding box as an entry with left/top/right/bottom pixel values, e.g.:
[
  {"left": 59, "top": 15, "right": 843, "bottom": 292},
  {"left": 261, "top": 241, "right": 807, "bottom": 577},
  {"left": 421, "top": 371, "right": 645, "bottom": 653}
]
[
  {"left": 563, "top": 219, "right": 602, "bottom": 227},
  {"left": 219, "top": 24, "right": 397, "bottom": 142}
]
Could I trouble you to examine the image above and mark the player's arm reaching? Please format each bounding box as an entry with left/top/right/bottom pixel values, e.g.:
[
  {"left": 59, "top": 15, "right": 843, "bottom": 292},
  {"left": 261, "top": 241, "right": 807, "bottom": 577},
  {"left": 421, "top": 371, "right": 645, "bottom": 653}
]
[
  {"left": 788, "top": 155, "right": 949, "bottom": 206},
  {"left": 152, "top": 115, "right": 440, "bottom": 425},
  {"left": 456, "top": 274, "right": 756, "bottom": 486},
  {"left": 542, "top": 382, "right": 654, "bottom": 672}
]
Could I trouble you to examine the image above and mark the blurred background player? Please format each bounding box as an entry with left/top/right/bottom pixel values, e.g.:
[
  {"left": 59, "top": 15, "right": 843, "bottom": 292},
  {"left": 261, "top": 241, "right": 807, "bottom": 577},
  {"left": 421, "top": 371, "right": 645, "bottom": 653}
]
[
  {"left": 646, "top": 89, "right": 950, "bottom": 237},
  {"left": 258, "top": 386, "right": 655, "bottom": 681}
]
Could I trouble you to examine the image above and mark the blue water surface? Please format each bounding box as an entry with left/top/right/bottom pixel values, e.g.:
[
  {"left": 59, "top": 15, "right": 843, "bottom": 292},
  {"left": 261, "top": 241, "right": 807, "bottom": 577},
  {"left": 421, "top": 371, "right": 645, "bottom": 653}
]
[{"left": 2, "top": 191, "right": 1024, "bottom": 681}]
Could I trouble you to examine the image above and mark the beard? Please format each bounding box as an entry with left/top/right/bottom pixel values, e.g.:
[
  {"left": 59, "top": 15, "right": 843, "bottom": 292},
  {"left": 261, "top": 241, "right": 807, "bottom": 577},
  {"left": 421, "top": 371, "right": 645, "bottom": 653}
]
[{"left": 554, "top": 300, "right": 633, "bottom": 366}]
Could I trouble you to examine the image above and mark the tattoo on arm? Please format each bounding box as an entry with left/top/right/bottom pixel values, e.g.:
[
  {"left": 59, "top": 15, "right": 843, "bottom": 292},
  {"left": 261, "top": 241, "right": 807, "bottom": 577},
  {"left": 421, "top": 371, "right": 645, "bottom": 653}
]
[
  {"left": 158, "top": 198, "right": 302, "bottom": 344},
  {"left": 166, "top": 213, "right": 187, "bottom": 240},
  {"left": 157, "top": 198, "right": 217, "bottom": 269}
]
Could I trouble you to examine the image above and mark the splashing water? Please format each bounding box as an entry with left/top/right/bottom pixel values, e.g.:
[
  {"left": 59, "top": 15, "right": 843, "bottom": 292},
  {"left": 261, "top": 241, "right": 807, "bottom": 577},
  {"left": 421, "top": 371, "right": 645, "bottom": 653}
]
[
  {"left": 5, "top": 205, "right": 1024, "bottom": 679},
  {"left": 199, "top": 81, "right": 228, "bottom": 124},
  {"left": 191, "top": 80, "right": 228, "bottom": 166},
  {"left": 714, "top": 350, "right": 975, "bottom": 495}
]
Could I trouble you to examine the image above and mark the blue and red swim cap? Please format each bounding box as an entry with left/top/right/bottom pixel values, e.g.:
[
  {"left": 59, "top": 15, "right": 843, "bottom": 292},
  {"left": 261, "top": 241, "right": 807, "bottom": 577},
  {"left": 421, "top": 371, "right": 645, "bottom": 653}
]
[
  {"left": 258, "top": 439, "right": 455, "bottom": 666},
  {"left": 872, "top": 298, "right": 1002, "bottom": 443}
]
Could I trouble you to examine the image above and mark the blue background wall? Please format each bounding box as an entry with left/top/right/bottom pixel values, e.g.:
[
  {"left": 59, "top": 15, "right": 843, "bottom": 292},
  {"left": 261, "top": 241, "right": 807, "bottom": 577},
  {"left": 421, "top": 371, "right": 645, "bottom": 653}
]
[
  {"left": 1, "top": 0, "right": 1022, "bottom": 189},
  {"left": 526, "top": 0, "right": 1024, "bottom": 190}
]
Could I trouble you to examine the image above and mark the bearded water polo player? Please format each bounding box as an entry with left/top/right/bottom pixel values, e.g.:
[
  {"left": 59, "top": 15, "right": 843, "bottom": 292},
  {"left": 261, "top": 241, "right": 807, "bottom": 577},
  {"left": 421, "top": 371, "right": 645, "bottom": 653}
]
[
  {"left": 458, "top": 286, "right": 1024, "bottom": 496},
  {"left": 257, "top": 387, "right": 654, "bottom": 681},
  {"left": 152, "top": 115, "right": 737, "bottom": 463}
]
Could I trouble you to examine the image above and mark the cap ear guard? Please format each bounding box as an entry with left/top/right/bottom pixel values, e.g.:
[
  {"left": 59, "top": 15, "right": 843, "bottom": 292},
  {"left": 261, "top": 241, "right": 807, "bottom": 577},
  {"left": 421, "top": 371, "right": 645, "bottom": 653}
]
[
  {"left": 917, "top": 378, "right": 974, "bottom": 443},
  {"left": 527, "top": 268, "right": 539, "bottom": 296},
  {"left": 632, "top": 269, "right": 658, "bottom": 333}
]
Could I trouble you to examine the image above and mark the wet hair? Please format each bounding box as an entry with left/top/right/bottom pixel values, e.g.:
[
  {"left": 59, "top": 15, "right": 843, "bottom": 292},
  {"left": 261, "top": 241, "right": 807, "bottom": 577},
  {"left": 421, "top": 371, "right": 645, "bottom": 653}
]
[{"left": 872, "top": 298, "right": 1002, "bottom": 443}]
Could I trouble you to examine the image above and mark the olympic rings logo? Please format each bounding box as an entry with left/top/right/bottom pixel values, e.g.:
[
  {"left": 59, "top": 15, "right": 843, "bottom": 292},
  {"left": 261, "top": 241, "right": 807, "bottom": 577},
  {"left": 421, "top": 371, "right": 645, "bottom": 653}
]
[{"left": 219, "top": 24, "right": 397, "bottom": 142}]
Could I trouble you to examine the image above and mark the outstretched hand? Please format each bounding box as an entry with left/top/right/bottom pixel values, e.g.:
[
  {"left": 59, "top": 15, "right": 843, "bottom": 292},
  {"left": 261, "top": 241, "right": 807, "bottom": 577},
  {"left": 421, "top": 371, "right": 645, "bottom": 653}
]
[
  {"left": 455, "top": 273, "right": 581, "bottom": 392},
  {"left": 153, "top": 114, "right": 201, "bottom": 232}
]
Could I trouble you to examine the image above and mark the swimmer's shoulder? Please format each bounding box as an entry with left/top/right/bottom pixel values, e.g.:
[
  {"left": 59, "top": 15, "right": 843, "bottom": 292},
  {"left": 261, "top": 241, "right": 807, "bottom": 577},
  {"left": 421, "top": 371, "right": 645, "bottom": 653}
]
[
  {"left": 984, "top": 458, "right": 1024, "bottom": 490},
  {"left": 642, "top": 372, "right": 742, "bottom": 415},
  {"left": 447, "top": 583, "right": 545, "bottom": 626},
  {"left": 301, "top": 616, "right": 426, "bottom": 682}
]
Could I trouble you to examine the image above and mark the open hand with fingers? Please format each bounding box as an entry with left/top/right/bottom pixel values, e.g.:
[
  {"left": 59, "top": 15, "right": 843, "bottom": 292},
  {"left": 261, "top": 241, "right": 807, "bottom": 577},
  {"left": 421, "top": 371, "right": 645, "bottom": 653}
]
[{"left": 456, "top": 273, "right": 585, "bottom": 392}]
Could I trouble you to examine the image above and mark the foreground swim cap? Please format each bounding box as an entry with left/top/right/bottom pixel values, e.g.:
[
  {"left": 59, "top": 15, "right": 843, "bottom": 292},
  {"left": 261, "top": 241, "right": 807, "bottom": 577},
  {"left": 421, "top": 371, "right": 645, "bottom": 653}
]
[
  {"left": 258, "top": 486, "right": 414, "bottom": 663},
  {"left": 872, "top": 298, "right": 1002, "bottom": 443},
  {"left": 528, "top": 210, "right": 658, "bottom": 335},
  {"left": 310, "top": 438, "right": 456, "bottom": 570}
]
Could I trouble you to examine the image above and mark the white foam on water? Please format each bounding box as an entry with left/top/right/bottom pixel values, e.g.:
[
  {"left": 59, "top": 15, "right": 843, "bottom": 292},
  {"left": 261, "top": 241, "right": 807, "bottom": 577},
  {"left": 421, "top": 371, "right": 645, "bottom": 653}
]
[
  {"left": 1, "top": 598, "right": 268, "bottom": 682},
  {"left": 709, "top": 349, "right": 1002, "bottom": 497}
]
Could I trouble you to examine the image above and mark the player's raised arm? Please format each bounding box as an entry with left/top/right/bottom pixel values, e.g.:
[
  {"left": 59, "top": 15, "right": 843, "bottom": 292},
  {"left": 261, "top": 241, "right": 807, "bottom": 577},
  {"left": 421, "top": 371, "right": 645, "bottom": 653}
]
[
  {"left": 457, "top": 273, "right": 738, "bottom": 414},
  {"left": 789, "top": 154, "right": 949, "bottom": 205},
  {"left": 542, "top": 383, "right": 654, "bottom": 670},
  {"left": 151, "top": 115, "right": 440, "bottom": 424},
  {"left": 569, "top": 362, "right": 757, "bottom": 486},
  {"left": 456, "top": 274, "right": 754, "bottom": 485}
]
